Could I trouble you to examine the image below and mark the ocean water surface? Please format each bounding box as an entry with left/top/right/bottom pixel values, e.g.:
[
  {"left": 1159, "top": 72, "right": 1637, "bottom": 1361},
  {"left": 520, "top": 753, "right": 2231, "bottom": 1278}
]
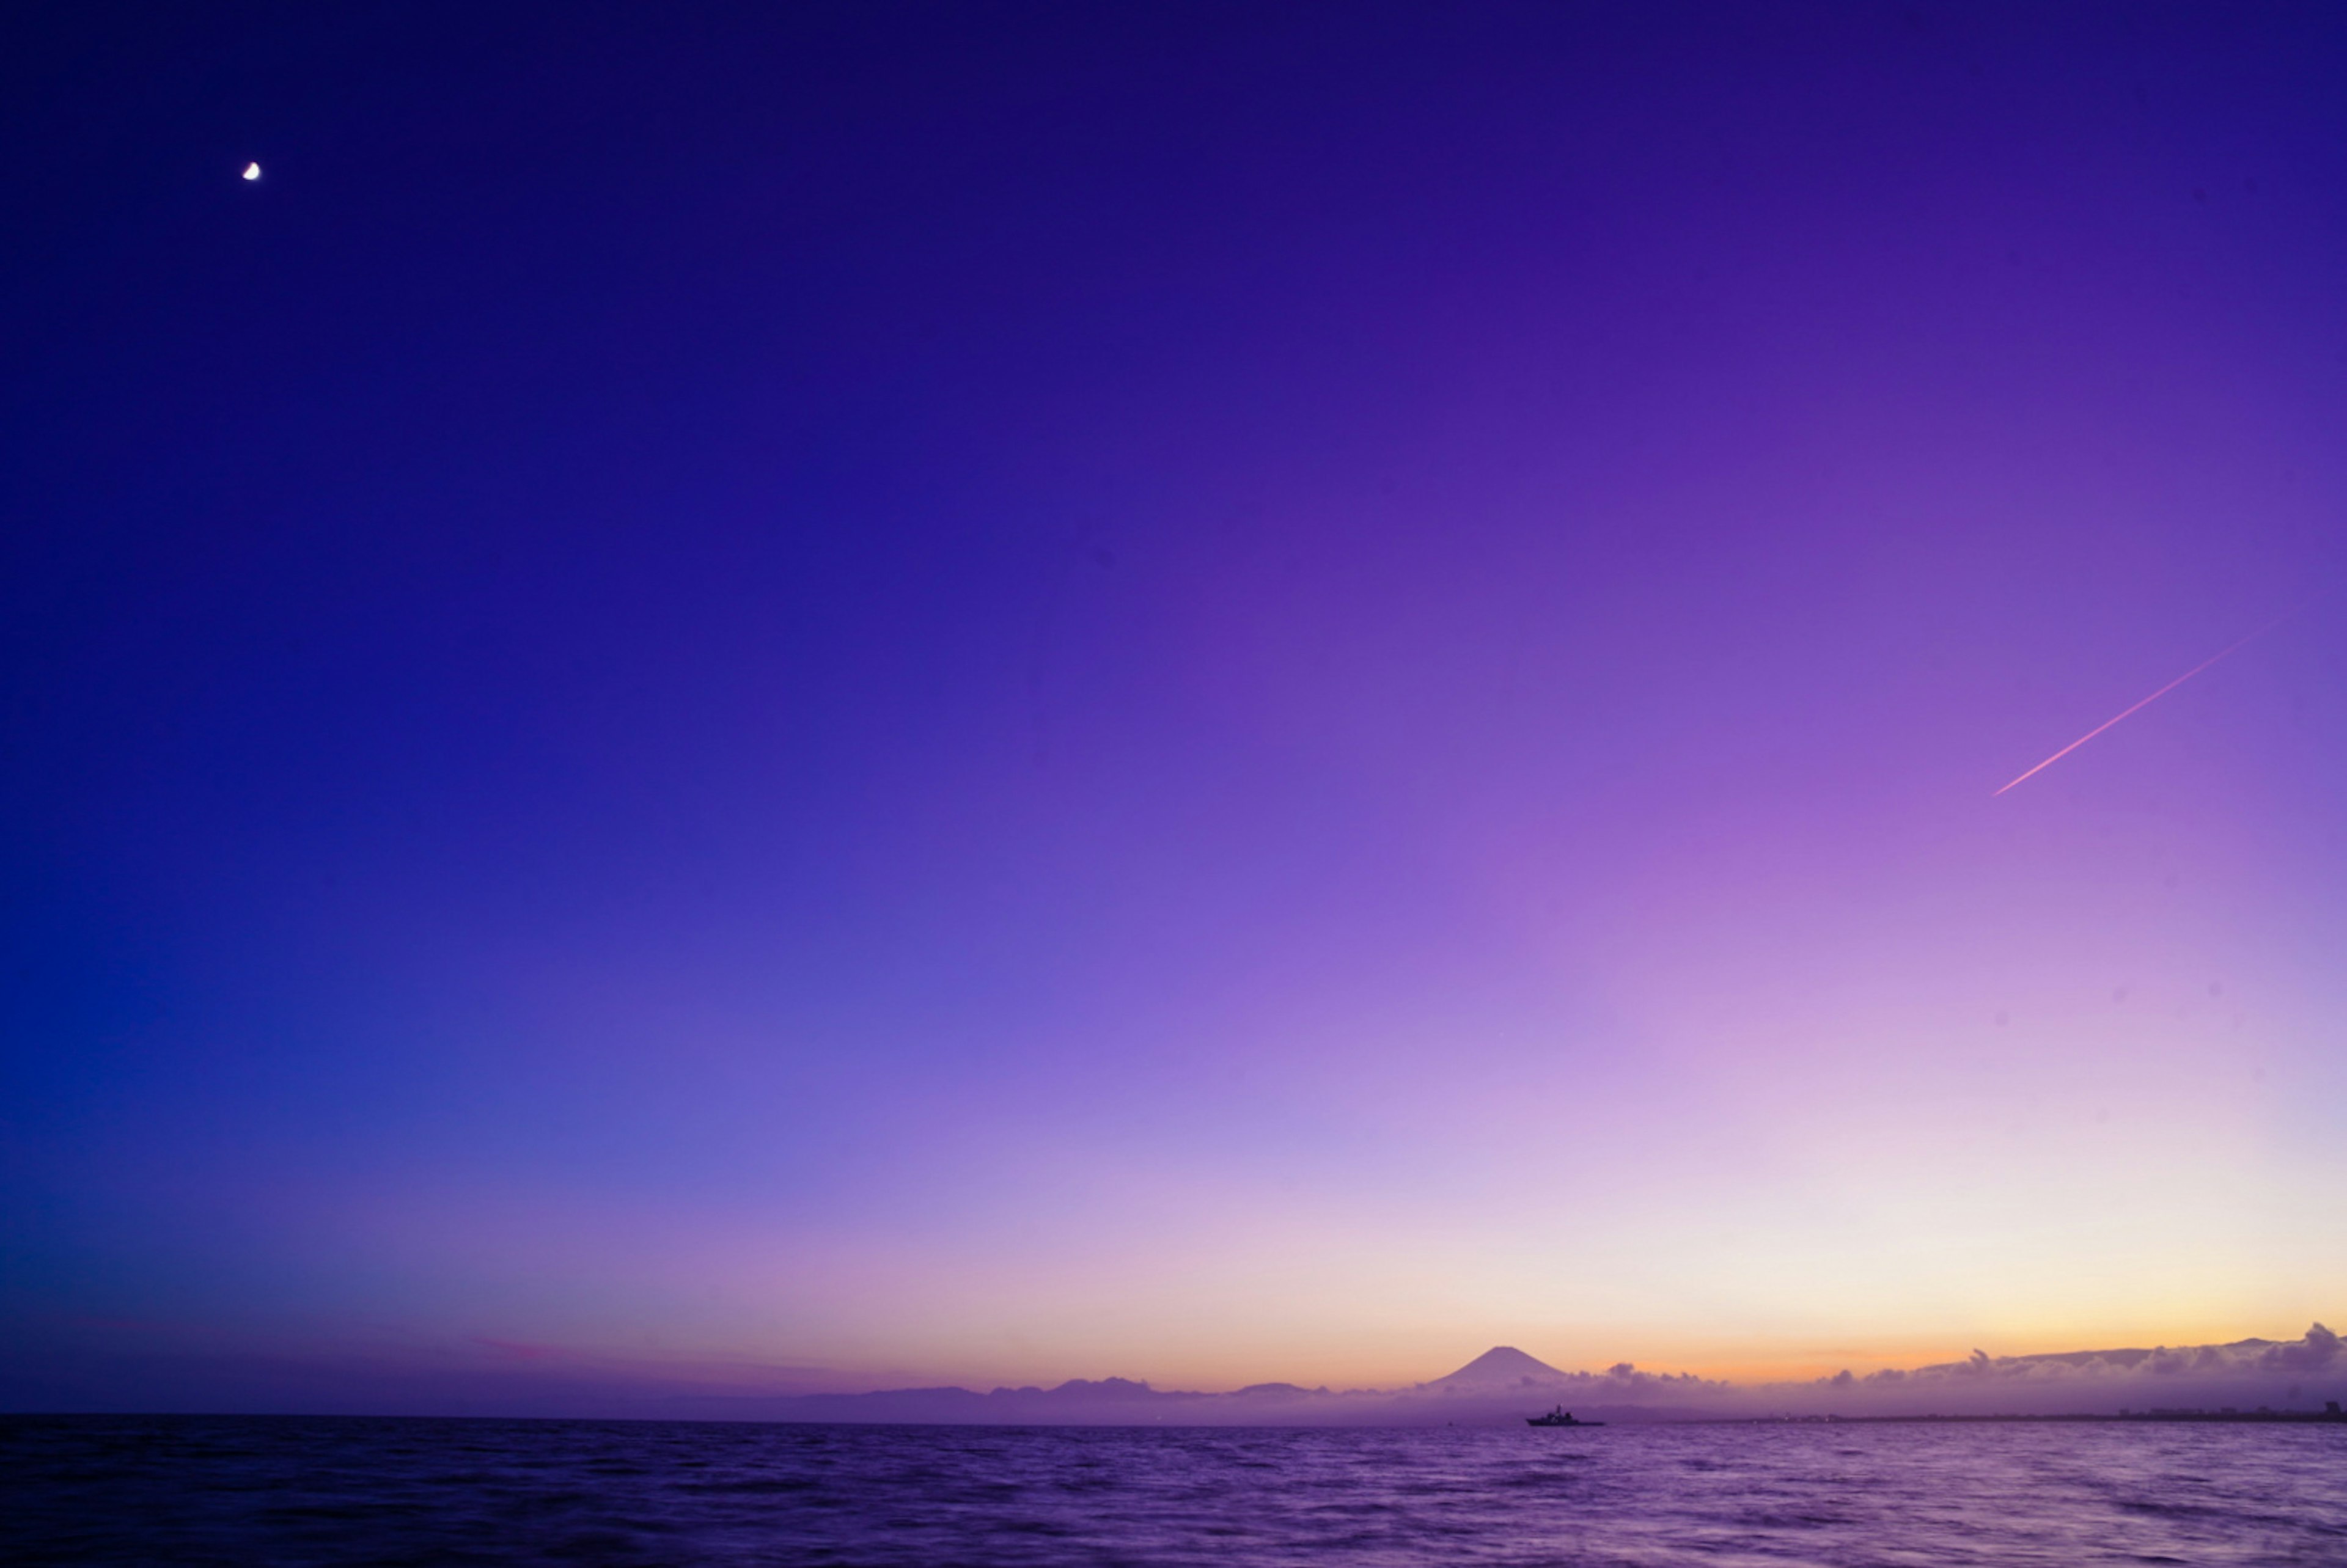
[{"left": 6, "top": 1415, "right": 2341, "bottom": 1566}]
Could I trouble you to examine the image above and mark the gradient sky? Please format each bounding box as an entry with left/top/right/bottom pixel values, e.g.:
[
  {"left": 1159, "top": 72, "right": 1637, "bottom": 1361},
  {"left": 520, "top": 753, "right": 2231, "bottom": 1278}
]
[{"left": 6, "top": 2, "right": 2346, "bottom": 1410}]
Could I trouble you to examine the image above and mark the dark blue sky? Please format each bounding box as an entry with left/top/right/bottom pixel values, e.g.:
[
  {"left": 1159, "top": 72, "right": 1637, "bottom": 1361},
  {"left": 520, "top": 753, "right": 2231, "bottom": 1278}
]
[{"left": 6, "top": 3, "right": 2346, "bottom": 1410}]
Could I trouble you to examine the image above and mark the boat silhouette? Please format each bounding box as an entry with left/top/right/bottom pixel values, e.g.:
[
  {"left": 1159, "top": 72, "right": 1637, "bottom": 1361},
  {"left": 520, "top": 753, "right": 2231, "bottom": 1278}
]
[{"left": 1526, "top": 1405, "right": 1603, "bottom": 1427}]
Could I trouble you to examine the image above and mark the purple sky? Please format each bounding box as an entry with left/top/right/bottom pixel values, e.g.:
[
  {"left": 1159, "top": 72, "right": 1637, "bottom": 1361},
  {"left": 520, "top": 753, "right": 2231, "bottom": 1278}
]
[{"left": 5, "top": 2, "right": 2345, "bottom": 1410}]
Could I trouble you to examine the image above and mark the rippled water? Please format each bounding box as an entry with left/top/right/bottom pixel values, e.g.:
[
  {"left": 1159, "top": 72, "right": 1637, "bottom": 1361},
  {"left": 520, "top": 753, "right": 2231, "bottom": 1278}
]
[{"left": 6, "top": 1415, "right": 2343, "bottom": 1565}]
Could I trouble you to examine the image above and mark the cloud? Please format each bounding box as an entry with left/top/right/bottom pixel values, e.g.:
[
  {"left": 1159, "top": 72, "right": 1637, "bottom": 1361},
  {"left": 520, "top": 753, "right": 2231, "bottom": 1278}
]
[
  {"left": 1760, "top": 1324, "right": 2347, "bottom": 1414},
  {"left": 2260, "top": 1322, "right": 2339, "bottom": 1371},
  {"left": 471, "top": 1337, "right": 554, "bottom": 1361}
]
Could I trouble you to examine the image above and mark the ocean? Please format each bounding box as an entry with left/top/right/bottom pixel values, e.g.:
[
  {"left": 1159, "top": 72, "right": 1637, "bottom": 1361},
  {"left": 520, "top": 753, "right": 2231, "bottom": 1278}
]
[{"left": 6, "top": 1415, "right": 2341, "bottom": 1565}]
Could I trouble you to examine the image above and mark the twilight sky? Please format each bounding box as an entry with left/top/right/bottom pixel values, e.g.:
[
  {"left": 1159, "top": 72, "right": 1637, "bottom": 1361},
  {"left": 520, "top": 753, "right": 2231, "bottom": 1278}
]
[{"left": 5, "top": 2, "right": 2346, "bottom": 1412}]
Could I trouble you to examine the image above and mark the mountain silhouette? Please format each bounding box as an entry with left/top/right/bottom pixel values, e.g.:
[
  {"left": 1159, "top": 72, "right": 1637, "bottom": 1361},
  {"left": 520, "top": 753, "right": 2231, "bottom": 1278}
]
[
  {"left": 1427, "top": 1346, "right": 1571, "bottom": 1388},
  {"left": 592, "top": 1324, "right": 2347, "bottom": 1426}
]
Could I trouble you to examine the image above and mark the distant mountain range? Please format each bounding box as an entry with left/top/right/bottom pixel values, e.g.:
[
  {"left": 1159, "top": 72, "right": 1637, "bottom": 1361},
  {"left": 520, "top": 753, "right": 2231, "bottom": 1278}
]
[{"left": 674, "top": 1324, "right": 2343, "bottom": 1426}]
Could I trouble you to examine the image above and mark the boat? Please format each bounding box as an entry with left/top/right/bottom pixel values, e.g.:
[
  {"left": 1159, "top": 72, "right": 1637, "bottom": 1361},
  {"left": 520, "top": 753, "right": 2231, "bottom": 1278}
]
[{"left": 1526, "top": 1405, "right": 1603, "bottom": 1427}]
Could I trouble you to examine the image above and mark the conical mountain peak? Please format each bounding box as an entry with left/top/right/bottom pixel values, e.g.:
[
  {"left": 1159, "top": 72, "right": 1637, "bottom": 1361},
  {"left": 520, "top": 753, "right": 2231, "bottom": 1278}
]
[{"left": 1428, "top": 1346, "right": 1569, "bottom": 1387}]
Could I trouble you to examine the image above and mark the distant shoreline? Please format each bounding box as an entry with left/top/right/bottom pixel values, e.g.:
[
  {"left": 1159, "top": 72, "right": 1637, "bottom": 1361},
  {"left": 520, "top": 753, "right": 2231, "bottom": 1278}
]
[
  {"left": 1725, "top": 1409, "right": 2347, "bottom": 1426},
  {"left": 9, "top": 1409, "right": 2345, "bottom": 1429}
]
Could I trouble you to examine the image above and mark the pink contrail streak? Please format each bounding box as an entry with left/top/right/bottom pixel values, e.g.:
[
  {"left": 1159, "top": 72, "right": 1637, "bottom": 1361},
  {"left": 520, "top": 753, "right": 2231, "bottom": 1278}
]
[{"left": 1994, "top": 617, "right": 2287, "bottom": 797}]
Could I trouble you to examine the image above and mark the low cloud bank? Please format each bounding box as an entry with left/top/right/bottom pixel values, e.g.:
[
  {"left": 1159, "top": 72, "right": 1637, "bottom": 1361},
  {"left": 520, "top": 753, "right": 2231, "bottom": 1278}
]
[{"left": 1765, "top": 1322, "right": 2346, "bottom": 1417}]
